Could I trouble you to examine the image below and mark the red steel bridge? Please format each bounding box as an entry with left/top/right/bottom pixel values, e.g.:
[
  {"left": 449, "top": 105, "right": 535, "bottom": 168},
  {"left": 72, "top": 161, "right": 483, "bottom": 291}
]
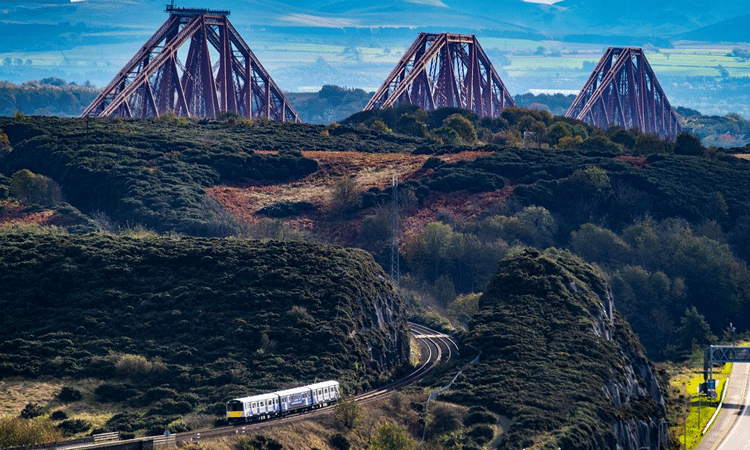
[
  {"left": 81, "top": 4, "right": 300, "bottom": 122},
  {"left": 364, "top": 33, "right": 515, "bottom": 118},
  {"left": 565, "top": 47, "right": 680, "bottom": 140}
]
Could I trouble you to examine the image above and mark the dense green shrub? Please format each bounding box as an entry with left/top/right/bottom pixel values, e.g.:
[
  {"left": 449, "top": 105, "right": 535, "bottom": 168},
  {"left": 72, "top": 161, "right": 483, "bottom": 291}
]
[
  {"left": 56, "top": 419, "right": 91, "bottom": 436},
  {"left": 427, "top": 406, "right": 462, "bottom": 437},
  {"left": 0, "top": 117, "right": 325, "bottom": 235},
  {"left": 49, "top": 410, "right": 68, "bottom": 421},
  {"left": 329, "top": 433, "right": 350, "bottom": 450},
  {"left": 57, "top": 386, "right": 83, "bottom": 403},
  {"left": 8, "top": 169, "right": 62, "bottom": 206},
  {"left": 257, "top": 201, "right": 316, "bottom": 218},
  {"left": 237, "top": 435, "right": 283, "bottom": 450},
  {"left": 462, "top": 408, "right": 497, "bottom": 426},
  {"left": 19, "top": 403, "right": 43, "bottom": 419},
  {"left": 95, "top": 384, "right": 139, "bottom": 403},
  {"left": 466, "top": 424, "right": 494, "bottom": 445}
]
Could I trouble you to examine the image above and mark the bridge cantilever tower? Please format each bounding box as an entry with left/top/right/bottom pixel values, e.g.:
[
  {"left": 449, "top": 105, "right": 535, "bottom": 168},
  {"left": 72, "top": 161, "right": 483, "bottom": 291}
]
[
  {"left": 364, "top": 33, "right": 515, "bottom": 117},
  {"left": 82, "top": 4, "right": 300, "bottom": 122},
  {"left": 565, "top": 47, "right": 680, "bottom": 139}
]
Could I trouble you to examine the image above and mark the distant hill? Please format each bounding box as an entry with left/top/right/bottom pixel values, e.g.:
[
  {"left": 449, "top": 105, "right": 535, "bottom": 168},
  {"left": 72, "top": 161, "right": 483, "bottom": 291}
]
[
  {"left": 285, "top": 85, "right": 372, "bottom": 124},
  {"left": 446, "top": 249, "right": 669, "bottom": 449},
  {"left": 676, "top": 14, "right": 750, "bottom": 43},
  {"left": 0, "top": 79, "right": 97, "bottom": 117}
]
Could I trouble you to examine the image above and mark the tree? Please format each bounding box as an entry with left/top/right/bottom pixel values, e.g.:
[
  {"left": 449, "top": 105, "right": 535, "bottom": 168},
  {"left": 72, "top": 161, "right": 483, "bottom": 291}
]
[
  {"left": 0, "top": 131, "right": 11, "bottom": 155},
  {"left": 546, "top": 121, "right": 572, "bottom": 146},
  {"left": 370, "top": 422, "right": 415, "bottom": 450},
  {"left": 331, "top": 177, "right": 361, "bottom": 213},
  {"left": 394, "top": 114, "right": 425, "bottom": 137},
  {"left": 577, "top": 134, "right": 622, "bottom": 153},
  {"left": 570, "top": 223, "right": 632, "bottom": 267},
  {"left": 9, "top": 169, "right": 63, "bottom": 206},
  {"left": 427, "top": 405, "right": 462, "bottom": 437},
  {"left": 405, "top": 222, "right": 453, "bottom": 283},
  {"left": 673, "top": 131, "right": 703, "bottom": 156},
  {"left": 431, "top": 127, "right": 460, "bottom": 146},
  {"left": 634, "top": 133, "right": 672, "bottom": 155},
  {"left": 442, "top": 113, "right": 477, "bottom": 144},
  {"left": 334, "top": 395, "right": 361, "bottom": 430},
  {"left": 677, "top": 306, "right": 716, "bottom": 350}
]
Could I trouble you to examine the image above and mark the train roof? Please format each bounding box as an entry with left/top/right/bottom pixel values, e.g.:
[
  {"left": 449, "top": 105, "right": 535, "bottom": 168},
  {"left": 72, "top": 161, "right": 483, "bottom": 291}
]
[
  {"left": 307, "top": 380, "right": 339, "bottom": 390},
  {"left": 274, "top": 386, "right": 310, "bottom": 397},
  {"left": 229, "top": 392, "right": 278, "bottom": 403}
]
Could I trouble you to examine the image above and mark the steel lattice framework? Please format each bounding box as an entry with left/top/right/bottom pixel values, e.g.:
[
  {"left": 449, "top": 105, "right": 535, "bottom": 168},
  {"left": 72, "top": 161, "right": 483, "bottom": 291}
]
[
  {"left": 81, "top": 5, "right": 299, "bottom": 122},
  {"left": 364, "top": 33, "right": 515, "bottom": 117},
  {"left": 566, "top": 47, "right": 680, "bottom": 139},
  {"left": 704, "top": 345, "right": 750, "bottom": 381}
]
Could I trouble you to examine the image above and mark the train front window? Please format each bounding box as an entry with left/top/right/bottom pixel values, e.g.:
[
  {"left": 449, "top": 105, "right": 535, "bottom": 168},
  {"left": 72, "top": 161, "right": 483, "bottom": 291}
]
[{"left": 227, "top": 401, "right": 243, "bottom": 412}]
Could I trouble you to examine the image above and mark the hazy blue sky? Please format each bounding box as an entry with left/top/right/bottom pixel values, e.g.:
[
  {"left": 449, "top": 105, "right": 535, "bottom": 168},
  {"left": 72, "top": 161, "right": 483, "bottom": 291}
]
[{"left": 1, "top": 0, "right": 749, "bottom": 114}]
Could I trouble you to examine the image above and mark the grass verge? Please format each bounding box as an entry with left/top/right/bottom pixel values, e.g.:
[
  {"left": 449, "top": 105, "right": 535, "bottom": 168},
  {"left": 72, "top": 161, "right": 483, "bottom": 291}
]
[{"left": 671, "top": 362, "right": 732, "bottom": 450}]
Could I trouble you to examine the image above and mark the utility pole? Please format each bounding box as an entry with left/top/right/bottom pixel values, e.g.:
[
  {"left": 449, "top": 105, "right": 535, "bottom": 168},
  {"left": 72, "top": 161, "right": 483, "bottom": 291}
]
[{"left": 390, "top": 175, "right": 399, "bottom": 289}]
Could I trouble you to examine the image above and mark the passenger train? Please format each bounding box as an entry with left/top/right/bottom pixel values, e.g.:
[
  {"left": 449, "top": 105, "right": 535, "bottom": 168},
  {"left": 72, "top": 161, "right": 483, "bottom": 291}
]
[{"left": 226, "top": 380, "right": 340, "bottom": 423}]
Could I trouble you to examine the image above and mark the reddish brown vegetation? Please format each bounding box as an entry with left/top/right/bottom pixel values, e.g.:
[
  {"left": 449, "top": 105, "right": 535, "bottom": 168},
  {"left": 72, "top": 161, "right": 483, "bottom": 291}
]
[
  {"left": 614, "top": 155, "right": 649, "bottom": 169},
  {"left": 206, "top": 150, "right": 498, "bottom": 245},
  {"left": 0, "top": 201, "right": 73, "bottom": 227}
]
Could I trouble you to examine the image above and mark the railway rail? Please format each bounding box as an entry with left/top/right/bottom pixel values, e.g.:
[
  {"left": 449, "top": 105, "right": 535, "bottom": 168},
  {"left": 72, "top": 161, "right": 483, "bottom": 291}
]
[
  {"left": 25, "top": 321, "right": 457, "bottom": 450},
  {"left": 176, "top": 321, "right": 457, "bottom": 444}
]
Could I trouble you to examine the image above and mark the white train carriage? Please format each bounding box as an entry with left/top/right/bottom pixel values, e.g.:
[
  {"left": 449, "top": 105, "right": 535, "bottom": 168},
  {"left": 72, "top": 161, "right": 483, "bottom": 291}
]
[
  {"left": 275, "top": 386, "right": 312, "bottom": 416},
  {"left": 226, "top": 392, "right": 279, "bottom": 423},
  {"left": 308, "top": 380, "right": 340, "bottom": 408},
  {"left": 226, "top": 380, "right": 340, "bottom": 424}
]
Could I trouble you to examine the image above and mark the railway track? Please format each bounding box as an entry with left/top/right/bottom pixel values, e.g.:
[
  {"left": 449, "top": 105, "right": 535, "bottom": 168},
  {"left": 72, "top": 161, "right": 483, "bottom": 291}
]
[
  {"left": 24, "top": 322, "right": 456, "bottom": 449},
  {"left": 175, "top": 321, "right": 457, "bottom": 444}
]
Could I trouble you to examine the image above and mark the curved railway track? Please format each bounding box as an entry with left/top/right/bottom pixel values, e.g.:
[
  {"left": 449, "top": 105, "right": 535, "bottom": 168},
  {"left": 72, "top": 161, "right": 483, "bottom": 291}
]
[{"left": 174, "top": 321, "right": 457, "bottom": 444}]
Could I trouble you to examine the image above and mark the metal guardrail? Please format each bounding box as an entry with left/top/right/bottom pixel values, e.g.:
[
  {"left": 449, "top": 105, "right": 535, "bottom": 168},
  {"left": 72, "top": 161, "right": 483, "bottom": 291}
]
[
  {"left": 3, "top": 437, "right": 93, "bottom": 450},
  {"left": 93, "top": 433, "right": 119, "bottom": 444},
  {"left": 152, "top": 435, "right": 175, "bottom": 448},
  {"left": 3, "top": 432, "right": 119, "bottom": 450}
]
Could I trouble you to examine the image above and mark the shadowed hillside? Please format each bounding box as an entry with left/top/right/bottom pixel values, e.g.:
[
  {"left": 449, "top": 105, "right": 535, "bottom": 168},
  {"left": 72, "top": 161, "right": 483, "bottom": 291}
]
[
  {"left": 0, "top": 227, "right": 409, "bottom": 435},
  {"left": 445, "top": 249, "right": 670, "bottom": 450}
]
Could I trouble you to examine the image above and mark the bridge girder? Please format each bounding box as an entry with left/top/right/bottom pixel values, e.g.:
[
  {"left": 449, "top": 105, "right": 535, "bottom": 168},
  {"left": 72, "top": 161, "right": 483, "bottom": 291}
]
[
  {"left": 565, "top": 47, "right": 680, "bottom": 140},
  {"left": 364, "top": 33, "right": 514, "bottom": 117},
  {"left": 81, "top": 6, "right": 299, "bottom": 122}
]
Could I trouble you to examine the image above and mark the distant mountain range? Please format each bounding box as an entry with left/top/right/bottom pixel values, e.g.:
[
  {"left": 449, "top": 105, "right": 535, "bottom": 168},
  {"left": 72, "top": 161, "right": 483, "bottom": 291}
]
[{"left": 1, "top": 0, "right": 747, "bottom": 49}]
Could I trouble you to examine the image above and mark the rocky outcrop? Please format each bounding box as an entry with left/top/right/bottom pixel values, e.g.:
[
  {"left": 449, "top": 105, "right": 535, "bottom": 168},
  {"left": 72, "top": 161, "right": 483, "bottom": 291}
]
[{"left": 445, "top": 249, "right": 669, "bottom": 450}]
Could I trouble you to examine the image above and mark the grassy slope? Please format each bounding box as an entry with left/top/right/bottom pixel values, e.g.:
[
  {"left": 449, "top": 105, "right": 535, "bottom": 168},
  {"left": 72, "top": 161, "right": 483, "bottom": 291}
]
[{"left": 0, "top": 227, "right": 409, "bottom": 434}]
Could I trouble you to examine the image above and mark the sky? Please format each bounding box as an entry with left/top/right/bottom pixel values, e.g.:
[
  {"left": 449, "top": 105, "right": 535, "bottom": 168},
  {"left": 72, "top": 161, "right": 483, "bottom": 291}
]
[{"left": 1, "top": 0, "right": 749, "bottom": 114}]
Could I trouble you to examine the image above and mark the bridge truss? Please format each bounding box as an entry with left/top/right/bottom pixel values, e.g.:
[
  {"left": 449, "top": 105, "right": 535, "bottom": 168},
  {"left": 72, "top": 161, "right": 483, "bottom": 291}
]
[
  {"left": 565, "top": 47, "right": 680, "bottom": 140},
  {"left": 81, "top": 5, "right": 300, "bottom": 122},
  {"left": 364, "top": 33, "right": 515, "bottom": 117}
]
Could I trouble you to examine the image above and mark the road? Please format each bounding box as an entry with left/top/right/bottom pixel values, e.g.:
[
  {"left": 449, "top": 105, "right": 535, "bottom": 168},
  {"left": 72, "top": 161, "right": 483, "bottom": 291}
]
[{"left": 697, "top": 363, "right": 750, "bottom": 450}]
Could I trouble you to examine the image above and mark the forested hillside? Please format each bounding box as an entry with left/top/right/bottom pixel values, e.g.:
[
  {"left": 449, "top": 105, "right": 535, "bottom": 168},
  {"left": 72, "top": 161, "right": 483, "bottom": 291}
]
[
  {"left": 0, "top": 79, "right": 97, "bottom": 117},
  {"left": 0, "top": 227, "right": 408, "bottom": 436},
  {"left": 2, "top": 111, "right": 750, "bottom": 362},
  {"left": 2, "top": 107, "right": 750, "bottom": 445}
]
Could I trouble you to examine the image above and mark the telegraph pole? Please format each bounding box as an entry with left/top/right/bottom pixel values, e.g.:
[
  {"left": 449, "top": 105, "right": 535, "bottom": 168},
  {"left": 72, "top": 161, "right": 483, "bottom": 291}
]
[{"left": 390, "top": 175, "right": 399, "bottom": 289}]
